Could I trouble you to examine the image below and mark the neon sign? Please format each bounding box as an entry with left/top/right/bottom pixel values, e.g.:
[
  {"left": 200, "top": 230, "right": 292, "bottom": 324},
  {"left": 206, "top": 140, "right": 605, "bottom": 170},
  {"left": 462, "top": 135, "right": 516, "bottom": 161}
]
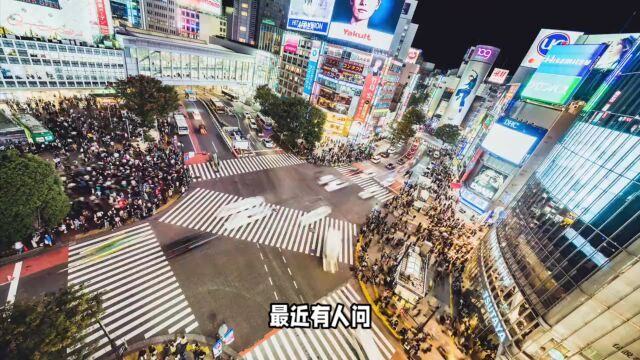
[{"left": 482, "top": 290, "right": 508, "bottom": 343}]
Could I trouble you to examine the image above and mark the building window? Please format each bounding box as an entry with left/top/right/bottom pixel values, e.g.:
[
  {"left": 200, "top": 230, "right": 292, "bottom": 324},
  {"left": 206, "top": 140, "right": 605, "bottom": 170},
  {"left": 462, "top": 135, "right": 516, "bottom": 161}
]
[
  {"left": 241, "top": 11, "right": 248, "bottom": 16},
  {"left": 239, "top": 26, "right": 247, "bottom": 32},
  {"left": 241, "top": 3, "right": 248, "bottom": 8}
]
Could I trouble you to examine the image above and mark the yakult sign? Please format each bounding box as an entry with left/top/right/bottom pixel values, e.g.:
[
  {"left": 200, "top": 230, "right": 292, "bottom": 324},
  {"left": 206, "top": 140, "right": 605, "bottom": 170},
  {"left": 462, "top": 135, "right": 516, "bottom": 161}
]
[{"left": 520, "top": 29, "right": 584, "bottom": 68}]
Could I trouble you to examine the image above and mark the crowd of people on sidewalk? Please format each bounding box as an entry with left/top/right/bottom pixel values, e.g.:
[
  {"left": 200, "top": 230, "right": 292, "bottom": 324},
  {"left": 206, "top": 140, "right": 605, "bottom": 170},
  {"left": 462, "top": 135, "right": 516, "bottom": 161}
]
[
  {"left": 307, "top": 139, "right": 374, "bottom": 166},
  {"left": 4, "top": 96, "right": 191, "bottom": 253},
  {"left": 134, "top": 335, "right": 207, "bottom": 360},
  {"left": 354, "top": 148, "right": 491, "bottom": 359}
]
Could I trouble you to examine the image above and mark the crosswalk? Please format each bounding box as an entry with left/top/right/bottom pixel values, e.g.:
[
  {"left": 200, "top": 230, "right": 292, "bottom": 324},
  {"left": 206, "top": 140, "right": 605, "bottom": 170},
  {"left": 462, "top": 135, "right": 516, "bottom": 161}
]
[
  {"left": 335, "top": 166, "right": 395, "bottom": 203},
  {"left": 67, "top": 224, "right": 199, "bottom": 359},
  {"left": 242, "top": 283, "right": 396, "bottom": 360},
  {"left": 159, "top": 188, "right": 356, "bottom": 264},
  {"left": 188, "top": 154, "right": 305, "bottom": 181}
]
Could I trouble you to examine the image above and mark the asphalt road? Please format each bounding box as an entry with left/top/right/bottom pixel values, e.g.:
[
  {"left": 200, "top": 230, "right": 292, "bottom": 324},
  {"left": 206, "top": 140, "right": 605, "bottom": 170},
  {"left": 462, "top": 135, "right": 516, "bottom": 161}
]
[{"left": 182, "top": 100, "right": 235, "bottom": 161}]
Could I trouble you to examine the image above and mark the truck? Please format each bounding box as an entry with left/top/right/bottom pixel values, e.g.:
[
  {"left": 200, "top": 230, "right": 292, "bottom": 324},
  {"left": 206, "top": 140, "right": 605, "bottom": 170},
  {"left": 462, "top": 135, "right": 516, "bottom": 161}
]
[{"left": 222, "top": 127, "right": 250, "bottom": 152}]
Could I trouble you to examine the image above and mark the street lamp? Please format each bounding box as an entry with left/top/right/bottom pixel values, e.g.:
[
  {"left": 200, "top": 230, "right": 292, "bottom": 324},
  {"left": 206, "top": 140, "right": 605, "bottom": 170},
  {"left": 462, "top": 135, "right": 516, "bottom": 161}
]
[{"left": 96, "top": 317, "right": 127, "bottom": 360}]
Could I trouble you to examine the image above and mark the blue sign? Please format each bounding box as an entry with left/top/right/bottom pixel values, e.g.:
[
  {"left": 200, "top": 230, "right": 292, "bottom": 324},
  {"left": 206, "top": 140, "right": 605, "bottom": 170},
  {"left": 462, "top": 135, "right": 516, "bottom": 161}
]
[
  {"left": 287, "top": 19, "right": 329, "bottom": 34},
  {"left": 537, "top": 32, "right": 570, "bottom": 56},
  {"left": 303, "top": 61, "right": 318, "bottom": 95},
  {"left": 212, "top": 340, "right": 223, "bottom": 357},
  {"left": 537, "top": 44, "right": 607, "bottom": 77},
  {"left": 222, "top": 329, "right": 235, "bottom": 345}
]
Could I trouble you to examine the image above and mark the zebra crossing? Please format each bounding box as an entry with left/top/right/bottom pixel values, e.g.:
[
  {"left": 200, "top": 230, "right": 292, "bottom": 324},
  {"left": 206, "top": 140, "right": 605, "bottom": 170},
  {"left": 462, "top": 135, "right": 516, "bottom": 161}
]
[
  {"left": 67, "top": 224, "right": 199, "bottom": 359},
  {"left": 159, "top": 188, "right": 356, "bottom": 264},
  {"left": 335, "top": 166, "right": 395, "bottom": 203},
  {"left": 242, "top": 283, "right": 396, "bottom": 360},
  {"left": 188, "top": 154, "right": 305, "bottom": 181}
]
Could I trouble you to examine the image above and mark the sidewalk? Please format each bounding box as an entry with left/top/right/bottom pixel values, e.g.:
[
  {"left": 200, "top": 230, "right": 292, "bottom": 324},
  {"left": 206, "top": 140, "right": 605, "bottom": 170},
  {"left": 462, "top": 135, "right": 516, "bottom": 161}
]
[{"left": 121, "top": 333, "right": 222, "bottom": 360}]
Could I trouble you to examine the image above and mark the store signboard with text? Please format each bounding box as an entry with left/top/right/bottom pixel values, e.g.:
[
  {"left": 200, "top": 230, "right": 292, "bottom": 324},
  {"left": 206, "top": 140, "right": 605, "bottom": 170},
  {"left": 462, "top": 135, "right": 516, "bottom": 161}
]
[{"left": 287, "top": 0, "right": 336, "bottom": 34}]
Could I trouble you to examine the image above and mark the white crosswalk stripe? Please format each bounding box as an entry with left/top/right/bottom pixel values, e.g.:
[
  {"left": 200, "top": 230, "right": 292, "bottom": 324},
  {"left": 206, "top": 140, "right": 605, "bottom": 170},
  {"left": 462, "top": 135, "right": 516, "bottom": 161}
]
[
  {"left": 242, "top": 283, "right": 396, "bottom": 360},
  {"left": 335, "top": 166, "right": 395, "bottom": 203},
  {"left": 188, "top": 154, "right": 305, "bottom": 181},
  {"left": 67, "top": 224, "right": 199, "bottom": 359},
  {"left": 160, "top": 188, "right": 356, "bottom": 264}
]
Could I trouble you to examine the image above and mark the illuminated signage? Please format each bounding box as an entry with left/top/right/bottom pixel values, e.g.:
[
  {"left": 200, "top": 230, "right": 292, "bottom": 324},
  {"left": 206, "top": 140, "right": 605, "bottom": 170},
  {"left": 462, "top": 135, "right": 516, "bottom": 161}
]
[
  {"left": 487, "top": 68, "right": 509, "bottom": 84},
  {"left": 481, "top": 117, "right": 547, "bottom": 165},
  {"left": 287, "top": 0, "right": 336, "bottom": 35},
  {"left": 303, "top": 40, "right": 322, "bottom": 95},
  {"left": 520, "top": 29, "right": 584, "bottom": 68},
  {"left": 327, "top": 0, "right": 405, "bottom": 51},
  {"left": 482, "top": 290, "right": 508, "bottom": 343},
  {"left": 521, "top": 44, "right": 607, "bottom": 105},
  {"left": 488, "top": 230, "right": 514, "bottom": 287},
  {"left": 406, "top": 48, "right": 421, "bottom": 64},
  {"left": 177, "top": 0, "right": 222, "bottom": 16}
]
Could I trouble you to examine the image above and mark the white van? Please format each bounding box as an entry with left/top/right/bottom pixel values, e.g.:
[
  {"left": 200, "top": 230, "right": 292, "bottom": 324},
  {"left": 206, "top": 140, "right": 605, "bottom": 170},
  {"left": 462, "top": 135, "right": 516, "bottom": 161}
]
[{"left": 175, "top": 114, "right": 189, "bottom": 135}]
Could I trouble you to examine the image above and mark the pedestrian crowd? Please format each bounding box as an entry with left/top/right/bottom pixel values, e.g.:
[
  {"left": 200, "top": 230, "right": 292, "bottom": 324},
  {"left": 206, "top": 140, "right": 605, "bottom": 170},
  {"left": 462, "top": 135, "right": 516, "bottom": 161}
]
[
  {"left": 134, "top": 335, "right": 207, "bottom": 360},
  {"left": 307, "top": 139, "right": 374, "bottom": 166},
  {"left": 4, "top": 96, "right": 191, "bottom": 253},
  {"left": 354, "top": 147, "right": 491, "bottom": 359}
]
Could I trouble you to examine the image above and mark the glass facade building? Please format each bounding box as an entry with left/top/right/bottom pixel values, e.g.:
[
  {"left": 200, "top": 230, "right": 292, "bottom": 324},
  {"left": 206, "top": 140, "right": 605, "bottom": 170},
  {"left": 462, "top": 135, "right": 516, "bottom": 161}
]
[
  {"left": 466, "top": 40, "right": 640, "bottom": 359},
  {"left": 0, "top": 38, "right": 125, "bottom": 90}
]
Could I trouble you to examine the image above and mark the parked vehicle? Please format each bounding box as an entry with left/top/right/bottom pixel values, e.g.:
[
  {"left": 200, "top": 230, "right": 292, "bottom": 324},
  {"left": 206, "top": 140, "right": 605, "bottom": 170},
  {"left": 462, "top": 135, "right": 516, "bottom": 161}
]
[
  {"left": 262, "top": 138, "right": 275, "bottom": 148},
  {"left": 249, "top": 119, "right": 258, "bottom": 130}
]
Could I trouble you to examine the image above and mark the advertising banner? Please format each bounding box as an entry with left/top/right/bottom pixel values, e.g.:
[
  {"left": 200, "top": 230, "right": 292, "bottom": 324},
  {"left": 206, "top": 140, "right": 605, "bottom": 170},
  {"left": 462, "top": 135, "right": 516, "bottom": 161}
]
[
  {"left": 468, "top": 165, "right": 508, "bottom": 199},
  {"left": 481, "top": 117, "right": 547, "bottom": 165},
  {"left": 287, "top": 0, "right": 336, "bottom": 35},
  {"left": 283, "top": 33, "right": 301, "bottom": 53},
  {"left": 487, "top": 68, "right": 509, "bottom": 84},
  {"left": 406, "top": 48, "right": 421, "bottom": 64},
  {"left": 303, "top": 40, "right": 322, "bottom": 95},
  {"left": 583, "top": 33, "right": 639, "bottom": 69},
  {"left": 520, "top": 29, "right": 584, "bottom": 69},
  {"left": 327, "top": 0, "right": 404, "bottom": 50},
  {"left": 3, "top": 0, "right": 112, "bottom": 43},
  {"left": 521, "top": 44, "right": 607, "bottom": 105},
  {"left": 441, "top": 45, "right": 500, "bottom": 125},
  {"left": 353, "top": 73, "right": 380, "bottom": 122},
  {"left": 177, "top": 0, "right": 222, "bottom": 16}
]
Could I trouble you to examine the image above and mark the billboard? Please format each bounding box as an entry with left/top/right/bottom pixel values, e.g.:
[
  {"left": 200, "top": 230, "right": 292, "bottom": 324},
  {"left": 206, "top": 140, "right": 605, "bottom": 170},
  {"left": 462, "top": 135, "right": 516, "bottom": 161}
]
[
  {"left": 177, "top": 0, "right": 222, "bottom": 16},
  {"left": 283, "top": 33, "right": 301, "bottom": 54},
  {"left": 521, "top": 44, "right": 607, "bottom": 105},
  {"left": 406, "top": 48, "right": 421, "bottom": 64},
  {"left": 468, "top": 165, "right": 508, "bottom": 199},
  {"left": 287, "top": 0, "right": 336, "bottom": 35},
  {"left": 587, "top": 34, "right": 639, "bottom": 69},
  {"left": 2, "top": 0, "right": 112, "bottom": 43},
  {"left": 303, "top": 40, "right": 322, "bottom": 96},
  {"left": 520, "top": 29, "right": 584, "bottom": 68},
  {"left": 441, "top": 45, "right": 500, "bottom": 125},
  {"left": 487, "top": 68, "right": 509, "bottom": 84},
  {"left": 327, "top": 0, "right": 404, "bottom": 50},
  {"left": 481, "top": 117, "right": 547, "bottom": 165}
]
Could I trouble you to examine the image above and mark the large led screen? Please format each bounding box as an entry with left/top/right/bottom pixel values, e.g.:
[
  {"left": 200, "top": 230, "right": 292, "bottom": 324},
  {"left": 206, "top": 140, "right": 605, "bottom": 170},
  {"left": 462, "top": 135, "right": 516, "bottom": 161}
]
[
  {"left": 287, "top": 0, "right": 336, "bottom": 35},
  {"left": 327, "top": 0, "right": 404, "bottom": 50},
  {"left": 481, "top": 118, "right": 547, "bottom": 165}
]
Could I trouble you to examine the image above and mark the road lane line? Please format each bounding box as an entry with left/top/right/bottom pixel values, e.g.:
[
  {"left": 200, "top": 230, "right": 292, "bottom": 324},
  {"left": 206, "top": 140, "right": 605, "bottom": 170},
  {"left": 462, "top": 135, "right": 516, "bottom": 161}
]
[{"left": 6, "top": 261, "right": 22, "bottom": 304}]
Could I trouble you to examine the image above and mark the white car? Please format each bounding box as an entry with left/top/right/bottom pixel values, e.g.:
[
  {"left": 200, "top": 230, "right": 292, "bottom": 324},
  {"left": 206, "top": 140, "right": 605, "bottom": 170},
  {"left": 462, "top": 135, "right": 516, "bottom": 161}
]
[
  {"left": 317, "top": 175, "right": 337, "bottom": 185},
  {"left": 249, "top": 119, "right": 258, "bottom": 130},
  {"left": 262, "top": 138, "right": 275, "bottom": 148},
  {"left": 388, "top": 146, "right": 400, "bottom": 154},
  {"left": 244, "top": 111, "right": 252, "bottom": 118},
  {"left": 359, "top": 169, "right": 377, "bottom": 179},
  {"left": 358, "top": 186, "right": 383, "bottom": 199},
  {"left": 324, "top": 179, "right": 350, "bottom": 192},
  {"left": 371, "top": 155, "right": 381, "bottom": 164}
]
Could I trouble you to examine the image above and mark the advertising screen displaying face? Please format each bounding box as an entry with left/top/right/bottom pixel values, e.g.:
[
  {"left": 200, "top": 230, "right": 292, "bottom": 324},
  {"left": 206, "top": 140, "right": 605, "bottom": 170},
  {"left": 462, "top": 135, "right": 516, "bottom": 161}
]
[
  {"left": 177, "top": 0, "right": 222, "bottom": 16},
  {"left": 2, "top": 0, "right": 112, "bottom": 43},
  {"left": 521, "top": 44, "right": 607, "bottom": 105},
  {"left": 327, "top": 0, "right": 404, "bottom": 50},
  {"left": 520, "top": 29, "right": 584, "bottom": 69},
  {"left": 287, "top": 0, "right": 336, "bottom": 35},
  {"left": 577, "top": 33, "right": 639, "bottom": 70},
  {"left": 481, "top": 117, "right": 547, "bottom": 165},
  {"left": 468, "top": 165, "right": 508, "bottom": 200}
]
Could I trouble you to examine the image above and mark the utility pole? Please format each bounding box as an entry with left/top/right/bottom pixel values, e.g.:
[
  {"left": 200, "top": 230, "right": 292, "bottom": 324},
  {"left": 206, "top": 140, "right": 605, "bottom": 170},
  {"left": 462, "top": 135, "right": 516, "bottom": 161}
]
[{"left": 96, "top": 317, "right": 126, "bottom": 360}]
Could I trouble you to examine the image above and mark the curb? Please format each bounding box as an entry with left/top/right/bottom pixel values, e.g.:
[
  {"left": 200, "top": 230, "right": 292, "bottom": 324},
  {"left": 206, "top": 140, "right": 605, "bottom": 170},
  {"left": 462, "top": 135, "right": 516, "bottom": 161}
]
[
  {"left": 238, "top": 328, "right": 280, "bottom": 356},
  {"left": 122, "top": 333, "right": 217, "bottom": 359}
]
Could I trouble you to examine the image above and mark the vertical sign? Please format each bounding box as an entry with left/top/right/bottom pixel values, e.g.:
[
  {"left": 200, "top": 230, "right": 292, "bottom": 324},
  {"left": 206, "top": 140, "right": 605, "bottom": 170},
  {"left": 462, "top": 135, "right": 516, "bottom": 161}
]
[
  {"left": 303, "top": 40, "right": 322, "bottom": 95},
  {"left": 95, "top": 0, "right": 110, "bottom": 35},
  {"left": 353, "top": 74, "right": 380, "bottom": 123}
]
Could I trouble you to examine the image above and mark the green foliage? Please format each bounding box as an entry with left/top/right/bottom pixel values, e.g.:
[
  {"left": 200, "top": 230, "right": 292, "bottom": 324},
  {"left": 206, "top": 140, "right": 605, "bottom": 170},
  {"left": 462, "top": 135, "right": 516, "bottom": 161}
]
[
  {"left": 434, "top": 124, "right": 461, "bottom": 145},
  {"left": 390, "top": 107, "right": 426, "bottom": 145},
  {"left": 0, "top": 150, "right": 70, "bottom": 250},
  {"left": 253, "top": 86, "right": 326, "bottom": 151},
  {"left": 0, "top": 285, "right": 104, "bottom": 360},
  {"left": 110, "top": 75, "right": 179, "bottom": 129},
  {"left": 408, "top": 91, "right": 428, "bottom": 108}
]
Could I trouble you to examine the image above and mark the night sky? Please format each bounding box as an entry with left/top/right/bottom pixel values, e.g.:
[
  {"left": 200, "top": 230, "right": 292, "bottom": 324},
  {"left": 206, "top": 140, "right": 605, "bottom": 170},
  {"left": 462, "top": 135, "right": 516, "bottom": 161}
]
[{"left": 412, "top": 1, "right": 640, "bottom": 71}]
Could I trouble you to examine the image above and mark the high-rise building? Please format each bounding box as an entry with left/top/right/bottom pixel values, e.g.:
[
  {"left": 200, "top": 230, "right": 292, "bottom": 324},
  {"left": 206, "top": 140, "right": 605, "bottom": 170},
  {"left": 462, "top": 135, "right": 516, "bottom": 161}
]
[
  {"left": 258, "top": 23, "right": 285, "bottom": 55},
  {"left": 464, "top": 39, "right": 640, "bottom": 360},
  {"left": 110, "top": 0, "right": 144, "bottom": 28},
  {"left": 390, "top": 0, "right": 419, "bottom": 59},
  {"left": 277, "top": 32, "right": 314, "bottom": 97},
  {"left": 142, "top": 0, "right": 179, "bottom": 36},
  {"left": 231, "top": 0, "right": 258, "bottom": 45},
  {"left": 256, "top": 0, "right": 290, "bottom": 30}
]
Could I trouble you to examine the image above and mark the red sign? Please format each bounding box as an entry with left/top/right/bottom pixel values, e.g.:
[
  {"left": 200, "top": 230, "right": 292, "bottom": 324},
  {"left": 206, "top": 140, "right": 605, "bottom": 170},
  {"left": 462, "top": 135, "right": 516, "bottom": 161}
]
[
  {"left": 324, "top": 56, "right": 341, "bottom": 67},
  {"left": 95, "top": 0, "right": 110, "bottom": 35},
  {"left": 353, "top": 74, "right": 380, "bottom": 123},
  {"left": 341, "top": 61, "right": 364, "bottom": 74}
]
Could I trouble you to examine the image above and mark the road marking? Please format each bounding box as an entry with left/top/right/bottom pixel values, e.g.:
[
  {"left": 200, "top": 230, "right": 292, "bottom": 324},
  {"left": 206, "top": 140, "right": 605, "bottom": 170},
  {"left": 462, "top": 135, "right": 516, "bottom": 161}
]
[
  {"left": 274, "top": 291, "right": 279, "bottom": 300},
  {"left": 260, "top": 252, "right": 264, "bottom": 260},
  {"left": 269, "top": 277, "right": 273, "bottom": 286},
  {"left": 211, "top": 140, "right": 218, "bottom": 153},
  {"left": 6, "top": 261, "right": 22, "bottom": 304},
  {"left": 264, "top": 264, "right": 269, "bottom": 272},
  {"left": 287, "top": 267, "right": 292, "bottom": 276},
  {"left": 298, "top": 295, "right": 304, "bottom": 302},
  {"left": 293, "top": 281, "right": 298, "bottom": 289},
  {"left": 281, "top": 256, "right": 287, "bottom": 264}
]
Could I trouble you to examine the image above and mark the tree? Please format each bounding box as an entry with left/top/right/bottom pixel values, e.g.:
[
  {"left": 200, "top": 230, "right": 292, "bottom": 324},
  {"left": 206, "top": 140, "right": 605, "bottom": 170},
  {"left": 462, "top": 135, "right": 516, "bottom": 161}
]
[
  {"left": 434, "top": 124, "right": 461, "bottom": 145},
  {"left": 0, "top": 150, "right": 69, "bottom": 251},
  {"left": 390, "top": 107, "right": 426, "bottom": 145},
  {"left": 110, "top": 75, "right": 179, "bottom": 129},
  {"left": 0, "top": 285, "right": 104, "bottom": 360},
  {"left": 253, "top": 84, "right": 279, "bottom": 118}
]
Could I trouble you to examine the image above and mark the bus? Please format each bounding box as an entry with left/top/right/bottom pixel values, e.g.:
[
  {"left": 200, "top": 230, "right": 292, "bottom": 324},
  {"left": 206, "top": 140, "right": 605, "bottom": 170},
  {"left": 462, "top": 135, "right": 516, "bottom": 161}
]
[
  {"left": 0, "top": 112, "right": 28, "bottom": 145},
  {"left": 255, "top": 113, "right": 273, "bottom": 138},
  {"left": 185, "top": 89, "right": 197, "bottom": 101},
  {"left": 210, "top": 98, "right": 226, "bottom": 113},
  {"left": 16, "top": 114, "right": 55, "bottom": 144},
  {"left": 221, "top": 89, "right": 239, "bottom": 101},
  {"left": 174, "top": 113, "right": 189, "bottom": 135}
]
